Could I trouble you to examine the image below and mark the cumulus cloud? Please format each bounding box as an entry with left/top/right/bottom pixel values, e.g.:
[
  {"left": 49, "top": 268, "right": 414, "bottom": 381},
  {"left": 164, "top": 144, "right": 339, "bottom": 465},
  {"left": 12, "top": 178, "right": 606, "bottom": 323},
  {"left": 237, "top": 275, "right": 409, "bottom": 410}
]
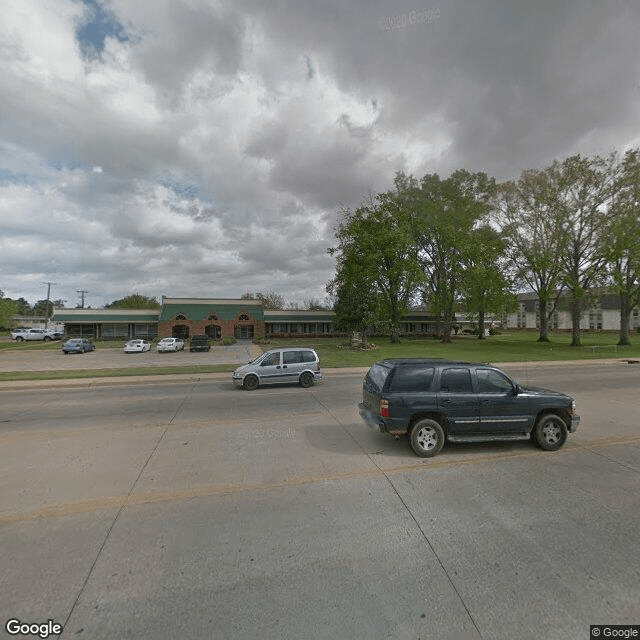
[{"left": 1, "top": 0, "right": 640, "bottom": 307}]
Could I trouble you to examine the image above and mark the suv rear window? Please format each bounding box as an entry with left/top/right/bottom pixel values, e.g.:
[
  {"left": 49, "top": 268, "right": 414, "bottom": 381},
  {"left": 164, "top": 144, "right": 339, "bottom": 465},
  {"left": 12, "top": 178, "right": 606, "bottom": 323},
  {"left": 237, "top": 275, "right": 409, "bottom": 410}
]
[
  {"left": 366, "top": 363, "right": 391, "bottom": 390},
  {"left": 389, "top": 365, "right": 435, "bottom": 392}
]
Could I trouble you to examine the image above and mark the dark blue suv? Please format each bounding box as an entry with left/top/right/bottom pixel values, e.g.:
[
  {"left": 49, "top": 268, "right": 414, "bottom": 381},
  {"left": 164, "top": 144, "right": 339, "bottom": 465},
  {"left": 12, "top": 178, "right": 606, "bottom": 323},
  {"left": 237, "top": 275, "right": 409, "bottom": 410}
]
[{"left": 359, "top": 359, "right": 580, "bottom": 457}]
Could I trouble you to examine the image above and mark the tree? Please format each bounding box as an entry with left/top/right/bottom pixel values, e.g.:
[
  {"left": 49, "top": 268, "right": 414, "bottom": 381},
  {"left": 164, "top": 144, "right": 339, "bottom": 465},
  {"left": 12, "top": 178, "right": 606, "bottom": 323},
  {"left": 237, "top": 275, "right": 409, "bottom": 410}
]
[
  {"left": 0, "top": 297, "right": 18, "bottom": 329},
  {"left": 241, "top": 292, "right": 285, "bottom": 310},
  {"left": 460, "top": 225, "right": 516, "bottom": 338},
  {"left": 410, "top": 170, "right": 496, "bottom": 343},
  {"left": 328, "top": 278, "right": 383, "bottom": 343},
  {"left": 32, "top": 299, "right": 54, "bottom": 317},
  {"left": 303, "top": 298, "right": 328, "bottom": 311},
  {"left": 498, "top": 167, "right": 568, "bottom": 342},
  {"left": 329, "top": 184, "right": 424, "bottom": 343},
  {"left": 105, "top": 294, "right": 161, "bottom": 309},
  {"left": 605, "top": 149, "right": 640, "bottom": 345},
  {"left": 555, "top": 154, "right": 616, "bottom": 346}
]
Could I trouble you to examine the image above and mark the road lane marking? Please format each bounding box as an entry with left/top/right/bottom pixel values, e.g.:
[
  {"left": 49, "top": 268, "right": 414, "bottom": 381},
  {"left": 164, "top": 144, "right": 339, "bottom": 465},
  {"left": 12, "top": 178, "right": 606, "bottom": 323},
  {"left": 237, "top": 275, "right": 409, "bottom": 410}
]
[{"left": 1, "top": 433, "right": 639, "bottom": 525}]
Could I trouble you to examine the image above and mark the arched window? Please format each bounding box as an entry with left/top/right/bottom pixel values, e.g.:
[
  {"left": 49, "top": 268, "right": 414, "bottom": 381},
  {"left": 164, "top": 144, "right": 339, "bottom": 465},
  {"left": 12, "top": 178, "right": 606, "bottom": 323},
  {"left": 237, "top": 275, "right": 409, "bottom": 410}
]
[
  {"left": 175, "top": 314, "right": 187, "bottom": 321},
  {"left": 208, "top": 313, "right": 218, "bottom": 321},
  {"left": 238, "top": 313, "right": 250, "bottom": 321}
]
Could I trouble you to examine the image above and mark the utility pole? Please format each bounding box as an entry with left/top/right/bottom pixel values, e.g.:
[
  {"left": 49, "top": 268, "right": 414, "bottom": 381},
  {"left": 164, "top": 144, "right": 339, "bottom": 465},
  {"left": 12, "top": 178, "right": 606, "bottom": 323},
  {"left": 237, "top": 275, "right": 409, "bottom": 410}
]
[
  {"left": 77, "top": 290, "right": 89, "bottom": 308},
  {"left": 43, "top": 282, "right": 56, "bottom": 327}
]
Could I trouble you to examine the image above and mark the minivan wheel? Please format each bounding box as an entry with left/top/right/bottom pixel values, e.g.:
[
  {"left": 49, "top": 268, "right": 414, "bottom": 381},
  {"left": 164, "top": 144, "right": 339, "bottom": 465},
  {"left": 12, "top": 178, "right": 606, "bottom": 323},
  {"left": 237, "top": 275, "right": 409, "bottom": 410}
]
[
  {"left": 243, "top": 375, "right": 259, "bottom": 391},
  {"left": 533, "top": 414, "right": 567, "bottom": 451},
  {"left": 410, "top": 419, "right": 445, "bottom": 457},
  {"left": 299, "top": 372, "right": 314, "bottom": 388}
]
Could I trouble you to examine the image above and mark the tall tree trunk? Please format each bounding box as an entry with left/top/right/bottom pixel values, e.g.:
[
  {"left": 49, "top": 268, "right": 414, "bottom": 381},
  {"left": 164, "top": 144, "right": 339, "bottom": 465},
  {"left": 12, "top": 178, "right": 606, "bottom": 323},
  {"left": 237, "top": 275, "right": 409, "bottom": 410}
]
[
  {"left": 570, "top": 299, "right": 582, "bottom": 347},
  {"left": 477, "top": 308, "right": 486, "bottom": 339},
  {"left": 538, "top": 298, "right": 550, "bottom": 342},
  {"left": 618, "top": 294, "right": 631, "bottom": 346}
]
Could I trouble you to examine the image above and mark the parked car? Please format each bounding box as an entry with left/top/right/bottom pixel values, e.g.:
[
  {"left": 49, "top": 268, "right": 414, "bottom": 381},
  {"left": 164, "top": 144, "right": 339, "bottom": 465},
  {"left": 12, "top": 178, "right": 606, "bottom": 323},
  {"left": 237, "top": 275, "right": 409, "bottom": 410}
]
[
  {"left": 62, "top": 338, "right": 96, "bottom": 354},
  {"left": 157, "top": 337, "right": 185, "bottom": 352},
  {"left": 124, "top": 339, "right": 151, "bottom": 353},
  {"left": 359, "top": 358, "right": 580, "bottom": 457},
  {"left": 11, "top": 328, "right": 54, "bottom": 342},
  {"left": 189, "top": 335, "right": 211, "bottom": 352},
  {"left": 232, "top": 347, "right": 322, "bottom": 390}
]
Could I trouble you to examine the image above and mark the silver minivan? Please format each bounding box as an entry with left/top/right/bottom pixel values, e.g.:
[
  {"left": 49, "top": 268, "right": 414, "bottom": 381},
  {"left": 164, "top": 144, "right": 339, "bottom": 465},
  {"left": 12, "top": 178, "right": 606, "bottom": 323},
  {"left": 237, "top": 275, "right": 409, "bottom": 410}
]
[{"left": 232, "top": 347, "right": 323, "bottom": 390}]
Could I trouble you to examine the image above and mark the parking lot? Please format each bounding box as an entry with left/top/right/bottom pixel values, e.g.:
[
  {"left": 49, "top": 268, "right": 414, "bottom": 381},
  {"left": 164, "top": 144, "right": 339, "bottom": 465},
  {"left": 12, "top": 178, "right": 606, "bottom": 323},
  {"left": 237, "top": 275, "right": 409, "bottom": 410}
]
[
  {"left": 0, "top": 340, "right": 262, "bottom": 372},
  {"left": 0, "top": 358, "right": 639, "bottom": 639}
]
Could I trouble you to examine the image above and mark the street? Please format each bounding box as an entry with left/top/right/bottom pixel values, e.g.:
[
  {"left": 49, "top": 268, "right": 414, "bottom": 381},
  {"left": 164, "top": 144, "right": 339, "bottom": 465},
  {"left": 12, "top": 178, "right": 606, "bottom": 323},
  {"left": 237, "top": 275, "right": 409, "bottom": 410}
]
[{"left": 1, "top": 362, "right": 639, "bottom": 639}]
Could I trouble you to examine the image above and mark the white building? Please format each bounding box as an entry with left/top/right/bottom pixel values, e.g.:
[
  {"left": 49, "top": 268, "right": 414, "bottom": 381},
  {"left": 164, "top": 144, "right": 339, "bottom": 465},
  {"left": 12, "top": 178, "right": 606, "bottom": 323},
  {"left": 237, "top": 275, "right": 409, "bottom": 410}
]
[{"left": 506, "top": 291, "right": 640, "bottom": 332}]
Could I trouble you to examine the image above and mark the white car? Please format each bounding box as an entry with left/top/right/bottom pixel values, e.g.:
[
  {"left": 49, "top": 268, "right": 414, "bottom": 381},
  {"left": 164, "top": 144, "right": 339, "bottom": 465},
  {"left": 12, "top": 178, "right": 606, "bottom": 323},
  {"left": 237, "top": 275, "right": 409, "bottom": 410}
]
[
  {"left": 124, "top": 339, "right": 151, "bottom": 353},
  {"left": 11, "top": 328, "right": 54, "bottom": 342},
  {"left": 157, "top": 337, "right": 185, "bottom": 352}
]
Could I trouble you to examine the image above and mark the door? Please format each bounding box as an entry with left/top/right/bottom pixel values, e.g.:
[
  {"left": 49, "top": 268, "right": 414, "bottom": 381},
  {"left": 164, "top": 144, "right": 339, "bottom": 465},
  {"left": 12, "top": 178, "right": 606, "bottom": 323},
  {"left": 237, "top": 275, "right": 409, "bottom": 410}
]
[
  {"left": 476, "top": 368, "right": 531, "bottom": 433},
  {"left": 282, "top": 350, "right": 304, "bottom": 384},
  {"left": 436, "top": 367, "right": 480, "bottom": 433},
  {"left": 257, "top": 351, "right": 282, "bottom": 384}
]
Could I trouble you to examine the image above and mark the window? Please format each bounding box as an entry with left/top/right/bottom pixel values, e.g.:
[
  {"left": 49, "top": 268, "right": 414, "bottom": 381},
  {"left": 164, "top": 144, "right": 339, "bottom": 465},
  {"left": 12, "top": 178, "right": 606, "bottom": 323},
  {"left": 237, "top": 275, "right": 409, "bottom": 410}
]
[
  {"left": 208, "top": 313, "right": 218, "bottom": 321},
  {"left": 261, "top": 352, "right": 280, "bottom": 366},
  {"left": 440, "top": 368, "right": 473, "bottom": 393},
  {"left": 477, "top": 369, "right": 513, "bottom": 393},
  {"left": 389, "top": 366, "right": 435, "bottom": 392},
  {"left": 300, "top": 350, "right": 316, "bottom": 362},
  {"left": 175, "top": 314, "right": 187, "bottom": 321},
  {"left": 283, "top": 351, "right": 300, "bottom": 364},
  {"left": 238, "top": 313, "right": 250, "bottom": 321}
]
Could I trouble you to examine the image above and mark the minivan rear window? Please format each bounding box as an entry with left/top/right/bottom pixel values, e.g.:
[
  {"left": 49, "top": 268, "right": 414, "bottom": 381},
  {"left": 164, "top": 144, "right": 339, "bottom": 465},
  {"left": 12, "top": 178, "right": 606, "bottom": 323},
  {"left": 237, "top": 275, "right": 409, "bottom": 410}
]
[
  {"left": 366, "top": 363, "right": 390, "bottom": 390},
  {"left": 389, "top": 365, "right": 435, "bottom": 392}
]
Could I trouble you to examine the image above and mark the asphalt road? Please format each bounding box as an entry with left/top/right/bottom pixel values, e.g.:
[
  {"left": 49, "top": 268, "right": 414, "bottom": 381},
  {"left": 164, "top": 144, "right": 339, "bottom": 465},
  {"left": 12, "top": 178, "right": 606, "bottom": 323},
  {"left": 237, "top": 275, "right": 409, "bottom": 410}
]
[{"left": 1, "top": 362, "right": 639, "bottom": 640}]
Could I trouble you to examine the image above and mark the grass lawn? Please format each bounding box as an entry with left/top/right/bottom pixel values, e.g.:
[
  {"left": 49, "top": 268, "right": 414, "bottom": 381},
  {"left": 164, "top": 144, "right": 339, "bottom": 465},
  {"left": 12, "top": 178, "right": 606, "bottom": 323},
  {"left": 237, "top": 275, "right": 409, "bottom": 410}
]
[
  {"left": 267, "top": 331, "right": 640, "bottom": 368},
  {"left": 1, "top": 331, "right": 638, "bottom": 382}
]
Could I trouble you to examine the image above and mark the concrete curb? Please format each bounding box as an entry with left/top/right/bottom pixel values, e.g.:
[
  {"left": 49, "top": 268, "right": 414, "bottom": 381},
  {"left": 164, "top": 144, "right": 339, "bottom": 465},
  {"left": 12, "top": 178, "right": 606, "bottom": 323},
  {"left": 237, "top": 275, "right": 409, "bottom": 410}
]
[{"left": 0, "top": 359, "right": 637, "bottom": 391}]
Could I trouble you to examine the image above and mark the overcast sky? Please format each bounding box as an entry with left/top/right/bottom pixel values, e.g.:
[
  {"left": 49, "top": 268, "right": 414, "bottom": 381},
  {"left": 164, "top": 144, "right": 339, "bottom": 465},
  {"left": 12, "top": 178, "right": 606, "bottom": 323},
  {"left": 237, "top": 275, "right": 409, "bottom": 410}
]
[{"left": 1, "top": 0, "right": 639, "bottom": 308}]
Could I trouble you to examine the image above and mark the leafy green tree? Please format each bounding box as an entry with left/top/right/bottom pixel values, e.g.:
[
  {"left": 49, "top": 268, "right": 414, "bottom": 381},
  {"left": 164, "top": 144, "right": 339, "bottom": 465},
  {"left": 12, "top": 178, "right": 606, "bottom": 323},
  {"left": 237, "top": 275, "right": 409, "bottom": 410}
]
[
  {"left": 498, "top": 168, "right": 568, "bottom": 342},
  {"left": 409, "top": 170, "right": 496, "bottom": 343},
  {"left": 329, "top": 184, "right": 424, "bottom": 343},
  {"left": 0, "top": 297, "right": 18, "bottom": 329},
  {"left": 556, "top": 154, "right": 616, "bottom": 346},
  {"left": 105, "top": 294, "right": 161, "bottom": 309},
  {"left": 460, "top": 225, "right": 516, "bottom": 339},
  {"left": 33, "top": 299, "right": 54, "bottom": 317},
  {"left": 605, "top": 149, "right": 640, "bottom": 345},
  {"left": 327, "top": 262, "right": 383, "bottom": 344}
]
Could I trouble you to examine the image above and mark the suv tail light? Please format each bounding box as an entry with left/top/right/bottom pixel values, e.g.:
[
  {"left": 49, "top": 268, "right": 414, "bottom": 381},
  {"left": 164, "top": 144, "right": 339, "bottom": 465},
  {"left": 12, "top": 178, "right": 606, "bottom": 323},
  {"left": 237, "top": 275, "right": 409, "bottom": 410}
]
[{"left": 379, "top": 399, "right": 389, "bottom": 418}]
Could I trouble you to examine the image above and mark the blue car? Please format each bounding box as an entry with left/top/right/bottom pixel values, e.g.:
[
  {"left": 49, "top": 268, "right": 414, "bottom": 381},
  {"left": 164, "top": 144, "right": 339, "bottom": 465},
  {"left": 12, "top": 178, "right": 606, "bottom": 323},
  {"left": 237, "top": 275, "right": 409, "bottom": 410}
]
[{"left": 62, "top": 338, "right": 96, "bottom": 354}]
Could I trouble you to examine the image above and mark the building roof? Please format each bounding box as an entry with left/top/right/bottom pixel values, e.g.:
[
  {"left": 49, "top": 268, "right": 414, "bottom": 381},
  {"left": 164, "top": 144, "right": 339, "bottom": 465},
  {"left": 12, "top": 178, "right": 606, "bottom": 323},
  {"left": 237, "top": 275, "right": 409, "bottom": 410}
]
[
  {"left": 159, "top": 298, "right": 264, "bottom": 322},
  {"left": 52, "top": 309, "right": 160, "bottom": 323},
  {"left": 264, "top": 310, "right": 335, "bottom": 322}
]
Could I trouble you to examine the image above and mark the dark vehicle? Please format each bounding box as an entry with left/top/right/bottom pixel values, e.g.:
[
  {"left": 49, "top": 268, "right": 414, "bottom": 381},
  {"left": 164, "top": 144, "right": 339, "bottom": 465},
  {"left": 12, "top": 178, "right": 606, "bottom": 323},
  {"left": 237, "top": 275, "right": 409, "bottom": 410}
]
[
  {"left": 359, "top": 359, "right": 580, "bottom": 457},
  {"left": 189, "top": 335, "right": 211, "bottom": 352},
  {"left": 62, "top": 338, "right": 95, "bottom": 354}
]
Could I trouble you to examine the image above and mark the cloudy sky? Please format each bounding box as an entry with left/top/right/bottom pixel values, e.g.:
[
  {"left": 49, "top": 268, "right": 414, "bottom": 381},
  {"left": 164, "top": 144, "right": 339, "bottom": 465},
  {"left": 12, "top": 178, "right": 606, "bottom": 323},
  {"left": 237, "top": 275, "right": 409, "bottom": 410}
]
[{"left": 1, "top": 0, "right": 639, "bottom": 308}]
